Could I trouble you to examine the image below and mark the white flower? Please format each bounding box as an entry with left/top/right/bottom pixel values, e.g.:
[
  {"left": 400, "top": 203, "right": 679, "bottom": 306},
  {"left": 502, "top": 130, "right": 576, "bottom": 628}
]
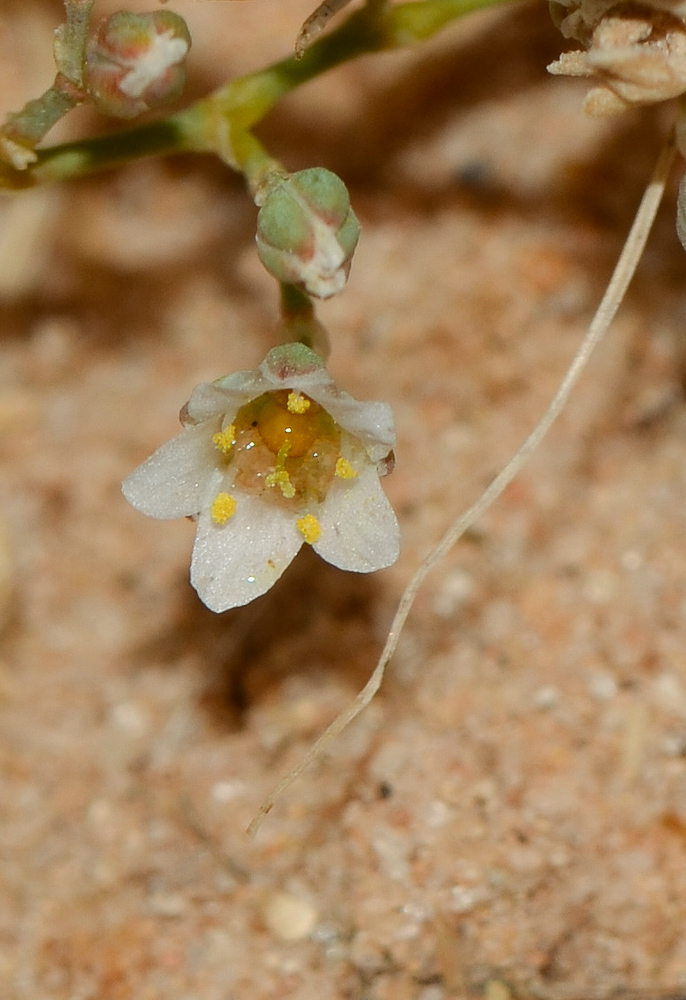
[{"left": 122, "top": 343, "right": 400, "bottom": 612}]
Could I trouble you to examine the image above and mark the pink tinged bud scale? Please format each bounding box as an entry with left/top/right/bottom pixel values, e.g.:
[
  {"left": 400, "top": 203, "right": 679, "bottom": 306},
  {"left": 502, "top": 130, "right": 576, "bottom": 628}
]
[
  {"left": 256, "top": 168, "right": 360, "bottom": 299},
  {"left": 85, "top": 10, "right": 191, "bottom": 120}
]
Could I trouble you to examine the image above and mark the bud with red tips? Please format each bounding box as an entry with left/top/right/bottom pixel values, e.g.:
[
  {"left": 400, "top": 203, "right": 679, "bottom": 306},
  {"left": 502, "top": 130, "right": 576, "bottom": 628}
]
[{"left": 85, "top": 10, "right": 191, "bottom": 120}]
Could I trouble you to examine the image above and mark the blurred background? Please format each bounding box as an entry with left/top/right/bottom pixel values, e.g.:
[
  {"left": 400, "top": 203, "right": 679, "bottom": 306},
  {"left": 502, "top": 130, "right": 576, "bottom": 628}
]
[{"left": 2, "top": 2, "right": 686, "bottom": 997}]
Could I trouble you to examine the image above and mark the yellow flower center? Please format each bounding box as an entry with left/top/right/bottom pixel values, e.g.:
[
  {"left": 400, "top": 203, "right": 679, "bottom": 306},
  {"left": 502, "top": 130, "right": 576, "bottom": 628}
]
[
  {"left": 212, "top": 391, "right": 348, "bottom": 507},
  {"left": 256, "top": 391, "right": 323, "bottom": 458}
]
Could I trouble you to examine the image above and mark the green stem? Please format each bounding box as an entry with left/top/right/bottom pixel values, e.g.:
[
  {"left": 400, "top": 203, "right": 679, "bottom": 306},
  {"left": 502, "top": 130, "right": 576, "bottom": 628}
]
[
  {"left": 57, "top": 0, "right": 96, "bottom": 86},
  {"left": 219, "top": 128, "right": 285, "bottom": 195},
  {"left": 2, "top": 83, "right": 81, "bottom": 149},
  {"left": 0, "top": 0, "right": 94, "bottom": 169},
  {"left": 388, "top": 0, "right": 513, "bottom": 43},
  {"left": 280, "top": 282, "right": 315, "bottom": 319},
  {"left": 0, "top": 116, "right": 199, "bottom": 189},
  {"left": 278, "top": 283, "right": 330, "bottom": 356}
]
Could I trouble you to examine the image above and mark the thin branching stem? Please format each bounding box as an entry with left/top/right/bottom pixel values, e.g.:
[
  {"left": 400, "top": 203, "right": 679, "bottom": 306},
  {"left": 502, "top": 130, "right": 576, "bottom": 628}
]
[
  {"left": 0, "top": 0, "right": 512, "bottom": 188},
  {"left": 58, "top": 0, "right": 96, "bottom": 86},
  {"left": 0, "top": 0, "right": 94, "bottom": 168}
]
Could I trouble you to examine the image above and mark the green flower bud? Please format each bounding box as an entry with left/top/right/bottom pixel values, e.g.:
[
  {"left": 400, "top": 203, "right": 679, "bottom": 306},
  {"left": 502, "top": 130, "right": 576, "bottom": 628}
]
[
  {"left": 85, "top": 11, "right": 191, "bottom": 120},
  {"left": 256, "top": 168, "right": 360, "bottom": 299}
]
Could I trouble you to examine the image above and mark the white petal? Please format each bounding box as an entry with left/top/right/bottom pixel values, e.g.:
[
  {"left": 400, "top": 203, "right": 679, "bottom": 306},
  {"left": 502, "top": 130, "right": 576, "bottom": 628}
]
[
  {"left": 122, "top": 421, "right": 217, "bottom": 518},
  {"left": 182, "top": 372, "right": 268, "bottom": 425},
  {"left": 190, "top": 494, "right": 303, "bottom": 612},
  {"left": 314, "top": 462, "right": 400, "bottom": 572},
  {"left": 306, "top": 388, "right": 396, "bottom": 461}
]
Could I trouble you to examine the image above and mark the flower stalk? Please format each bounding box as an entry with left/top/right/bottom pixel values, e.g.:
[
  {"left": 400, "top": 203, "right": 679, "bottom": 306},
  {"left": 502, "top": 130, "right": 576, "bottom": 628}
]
[{"left": 278, "top": 283, "right": 331, "bottom": 358}]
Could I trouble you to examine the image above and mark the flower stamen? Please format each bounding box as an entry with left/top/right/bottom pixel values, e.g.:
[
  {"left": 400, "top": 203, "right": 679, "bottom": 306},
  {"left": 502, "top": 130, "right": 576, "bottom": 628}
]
[
  {"left": 211, "top": 492, "right": 237, "bottom": 525},
  {"left": 212, "top": 424, "right": 236, "bottom": 455},
  {"left": 296, "top": 513, "right": 321, "bottom": 544},
  {"left": 287, "top": 391, "right": 311, "bottom": 414},
  {"left": 335, "top": 457, "right": 358, "bottom": 479}
]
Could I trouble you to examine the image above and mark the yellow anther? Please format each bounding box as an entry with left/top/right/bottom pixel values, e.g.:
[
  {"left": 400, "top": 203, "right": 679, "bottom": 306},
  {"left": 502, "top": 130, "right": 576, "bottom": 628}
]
[
  {"left": 211, "top": 492, "right": 237, "bottom": 525},
  {"left": 335, "top": 457, "right": 358, "bottom": 479},
  {"left": 287, "top": 391, "right": 311, "bottom": 414},
  {"left": 296, "top": 513, "right": 321, "bottom": 544},
  {"left": 212, "top": 424, "right": 236, "bottom": 455}
]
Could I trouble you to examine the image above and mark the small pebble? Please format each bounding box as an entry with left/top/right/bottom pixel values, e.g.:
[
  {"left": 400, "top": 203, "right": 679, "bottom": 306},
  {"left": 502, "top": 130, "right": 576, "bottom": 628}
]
[
  {"left": 484, "top": 980, "right": 512, "bottom": 1000},
  {"left": 418, "top": 987, "right": 445, "bottom": 1000},
  {"left": 211, "top": 780, "right": 248, "bottom": 802},
  {"left": 111, "top": 700, "right": 149, "bottom": 736},
  {"left": 587, "top": 671, "right": 618, "bottom": 702},
  {"left": 532, "top": 684, "right": 559, "bottom": 710},
  {"left": 149, "top": 892, "right": 187, "bottom": 917},
  {"left": 582, "top": 568, "right": 617, "bottom": 604},
  {"left": 262, "top": 891, "right": 318, "bottom": 942}
]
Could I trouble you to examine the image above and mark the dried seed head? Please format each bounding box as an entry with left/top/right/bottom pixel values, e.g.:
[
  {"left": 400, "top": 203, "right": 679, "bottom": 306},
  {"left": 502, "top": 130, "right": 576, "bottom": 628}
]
[{"left": 548, "top": 0, "right": 686, "bottom": 114}]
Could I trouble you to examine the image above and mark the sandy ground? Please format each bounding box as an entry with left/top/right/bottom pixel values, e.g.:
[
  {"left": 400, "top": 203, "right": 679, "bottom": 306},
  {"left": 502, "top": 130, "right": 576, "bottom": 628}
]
[{"left": 2, "top": 1, "right": 686, "bottom": 998}]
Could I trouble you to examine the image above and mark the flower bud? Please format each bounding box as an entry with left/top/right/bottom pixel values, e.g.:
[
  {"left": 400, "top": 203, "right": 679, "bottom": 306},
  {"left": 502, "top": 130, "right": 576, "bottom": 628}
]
[
  {"left": 85, "top": 10, "right": 191, "bottom": 120},
  {"left": 256, "top": 168, "right": 360, "bottom": 299}
]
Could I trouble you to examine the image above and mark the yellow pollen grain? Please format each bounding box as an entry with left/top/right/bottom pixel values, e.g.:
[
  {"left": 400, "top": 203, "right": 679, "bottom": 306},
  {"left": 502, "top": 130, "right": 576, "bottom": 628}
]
[
  {"left": 212, "top": 424, "right": 236, "bottom": 455},
  {"left": 296, "top": 513, "right": 320, "bottom": 544},
  {"left": 211, "top": 492, "right": 237, "bottom": 525},
  {"left": 335, "top": 457, "right": 358, "bottom": 479},
  {"left": 287, "top": 391, "right": 311, "bottom": 414}
]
